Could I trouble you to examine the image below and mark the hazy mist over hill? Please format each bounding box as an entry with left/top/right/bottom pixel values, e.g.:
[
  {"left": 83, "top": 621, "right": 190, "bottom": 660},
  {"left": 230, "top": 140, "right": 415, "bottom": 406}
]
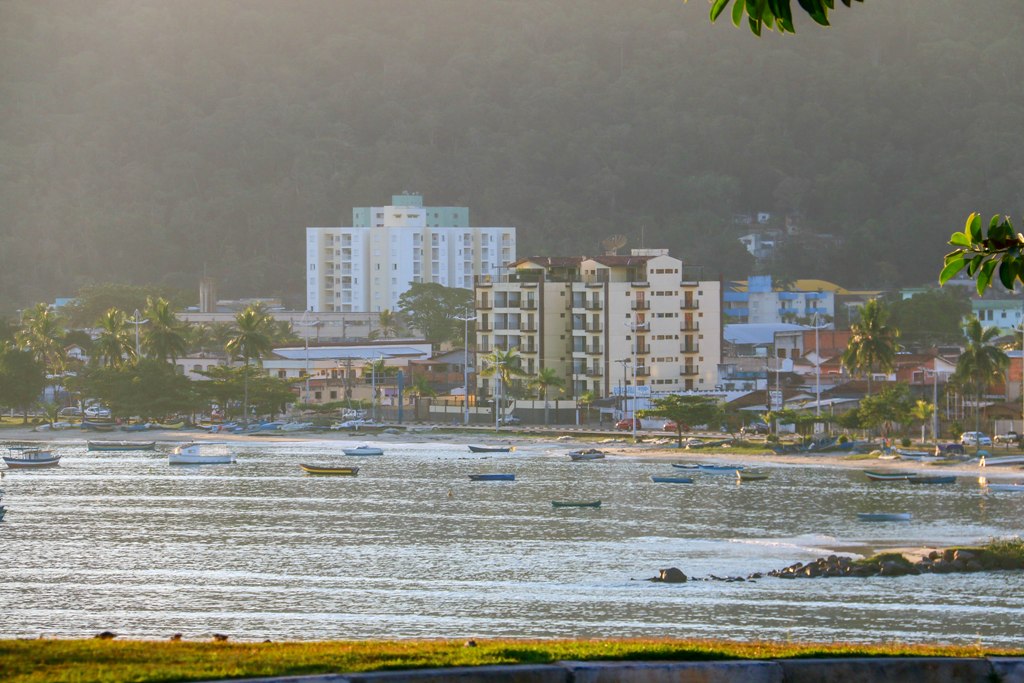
[{"left": 2, "top": 0, "right": 1023, "bottom": 309}]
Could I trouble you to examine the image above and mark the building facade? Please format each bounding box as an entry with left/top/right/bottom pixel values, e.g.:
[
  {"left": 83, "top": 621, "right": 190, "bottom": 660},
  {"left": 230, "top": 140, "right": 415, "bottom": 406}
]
[
  {"left": 473, "top": 249, "right": 721, "bottom": 401},
  {"left": 723, "top": 275, "right": 835, "bottom": 325},
  {"left": 307, "top": 193, "right": 515, "bottom": 313}
]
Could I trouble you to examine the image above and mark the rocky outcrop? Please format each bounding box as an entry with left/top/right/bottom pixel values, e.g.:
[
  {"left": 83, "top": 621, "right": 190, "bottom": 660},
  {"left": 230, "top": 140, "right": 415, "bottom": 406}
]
[
  {"left": 648, "top": 567, "right": 687, "bottom": 583},
  {"left": 767, "top": 547, "right": 1024, "bottom": 579}
]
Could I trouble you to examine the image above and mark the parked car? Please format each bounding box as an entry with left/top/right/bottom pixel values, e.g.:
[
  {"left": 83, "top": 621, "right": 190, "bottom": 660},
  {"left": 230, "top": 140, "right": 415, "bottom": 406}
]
[
  {"left": 500, "top": 415, "right": 521, "bottom": 426},
  {"left": 662, "top": 421, "right": 683, "bottom": 432},
  {"left": 960, "top": 431, "right": 993, "bottom": 447},
  {"left": 741, "top": 422, "right": 770, "bottom": 435},
  {"left": 616, "top": 417, "right": 641, "bottom": 430},
  {"left": 993, "top": 431, "right": 1019, "bottom": 444},
  {"left": 84, "top": 405, "right": 111, "bottom": 419},
  {"left": 58, "top": 406, "right": 82, "bottom": 417}
]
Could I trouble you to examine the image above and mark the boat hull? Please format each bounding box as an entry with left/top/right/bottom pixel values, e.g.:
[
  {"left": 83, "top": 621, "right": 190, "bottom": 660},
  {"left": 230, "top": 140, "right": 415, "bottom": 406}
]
[
  {"left": 343, "top": 447, "right": 384, "bottom": 456},
  {"left": 698, "top": 464, "right": 743, "bottom": 473},
  {"left": 299, "top": 464, "right": 359, "bottom": 475},
  {"left": 906, "top": 475, "right": 957, "bottom": 484},
  {"left": 651, "top": 476, "right": 693, "bottom": 483},
  {"left": 88, "top": 441, "right": 157, "bottom": 452},
  {"left": 987, "top": 483, "right": 1024, "bottom": 492},
  {"left": 551, "top": 500, "right": 601, "bottom": 508},
  {"left": 468, "top": 445, "right": 515, "bottom": 453},
  {"left": 858, "top": 512, "right": 912, "bottom": 522},
  {"left": 3, "top": 451, "right": 61, "bottom": 468},
  {"left": 169, "top": 454, "right": 235, "bottom": 465},
  {"left": 468, "top": 474, "right": 515, "bottom": 481},
  {"left": 864, "top": 470, "right": 915, "bottom": 481}
]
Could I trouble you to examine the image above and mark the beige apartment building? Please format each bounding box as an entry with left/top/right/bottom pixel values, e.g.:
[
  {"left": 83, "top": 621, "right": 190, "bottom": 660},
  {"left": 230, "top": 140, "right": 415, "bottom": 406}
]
[{"left": 473, "top": 249, "right": 721, "bottom": 401}]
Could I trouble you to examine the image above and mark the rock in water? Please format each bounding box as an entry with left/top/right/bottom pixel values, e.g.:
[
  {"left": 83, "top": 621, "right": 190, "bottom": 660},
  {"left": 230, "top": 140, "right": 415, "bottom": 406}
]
[{"left": 655, "top": 567, "right": 687, "bottom": 583}]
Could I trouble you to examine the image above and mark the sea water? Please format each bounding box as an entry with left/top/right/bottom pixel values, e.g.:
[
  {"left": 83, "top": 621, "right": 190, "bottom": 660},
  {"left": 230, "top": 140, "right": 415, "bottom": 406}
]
[{"left": 1, "top": 438, "right": 1022, "bottom": 645}]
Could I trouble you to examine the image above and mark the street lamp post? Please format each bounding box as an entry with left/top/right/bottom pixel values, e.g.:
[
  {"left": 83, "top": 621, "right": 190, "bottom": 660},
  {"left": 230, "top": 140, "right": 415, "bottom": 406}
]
[
  {"left": 624, "top": 322, "right": 638, "bottom": 441},
  {"left": 454, "top": 313, "right": 477, "bottom": 425},
  {"left": 128, "top": 309, "right": 149, "bottom": 358},
  {"left": 296, "top": 315, "right": 322, "bottom": 406}
]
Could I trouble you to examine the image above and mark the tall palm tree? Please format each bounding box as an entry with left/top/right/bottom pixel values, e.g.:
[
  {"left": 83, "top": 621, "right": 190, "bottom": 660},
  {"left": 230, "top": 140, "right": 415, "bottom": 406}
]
[
  {"left": 841, "top": 298, "right": 899, "bottom": 396},
  {"left": 953, "top": 318, "right": 1009, "bottom": 438},
  {"left": 92, "top": 308, "right": 136, "bottom": 368},
  {"left": 528, "top": 366, "right": 565, "bottom": 425},
  {"left": 141, "top": 296, "right": 188, "bottom": 363},
  {"left": 225, "top": 305, "right": 274, "bottom": 424},
  {"left": 372, "top": 309, "right": 401, "bottom": 339},
  {"left": 479, "top": 347, "right": 526, "bottom": 425},
  {"left": 15, "top": 303, "right": 67, "bottom": 380}
]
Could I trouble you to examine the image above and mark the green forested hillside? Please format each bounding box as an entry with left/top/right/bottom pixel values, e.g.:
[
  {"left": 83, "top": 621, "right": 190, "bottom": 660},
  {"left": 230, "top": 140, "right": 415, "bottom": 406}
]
[{"left": 1, "top": 0, "right": 1022, "bottom": 309}]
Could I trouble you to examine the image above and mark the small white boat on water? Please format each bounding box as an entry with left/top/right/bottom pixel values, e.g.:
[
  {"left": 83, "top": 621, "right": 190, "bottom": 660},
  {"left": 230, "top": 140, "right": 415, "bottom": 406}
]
[
  {"left": 3, "top": 447, "right": 62, "bottom": 468},
  {"left": 986, "top": 482, "right": 1024, "bottom": 492},
  {"left": 980, "top": 455, "right": 1024, "bottom": 467},
  {"left": 168, "top": 442, "right": 235, "bottom": 465},
  {"left": 343, "top": 445, "right": 384, "bottom": 456}
]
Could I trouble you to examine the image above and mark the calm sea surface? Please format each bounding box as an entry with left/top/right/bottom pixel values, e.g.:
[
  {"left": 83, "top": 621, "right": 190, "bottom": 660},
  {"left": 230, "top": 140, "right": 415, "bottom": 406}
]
[{"left": 1, "top": 438, "right": 1023, "bottom": 645}]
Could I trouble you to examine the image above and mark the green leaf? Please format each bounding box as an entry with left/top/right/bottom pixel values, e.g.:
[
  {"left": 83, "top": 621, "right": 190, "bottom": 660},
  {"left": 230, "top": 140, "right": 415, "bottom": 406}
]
[
  {"left": 731, "top": 0, "right": 745, "bottom": 26},
  {"left": 967, "top": 213, "right": 982, "bottom": 242},
  {"left": 998, "top": 259, "right": 1020, "bottom": 290},
  {"left": 948, "top": 232, "right": 972, "bottom": 248},
  {"left": 977, "top": 259, "right": 998, "bottom": 295},
  {"left": 939, "top": 256, "right": 966, "bottom": 285},
  {"left": 710, "top": 0, "right": 732, "bottom": 21}
]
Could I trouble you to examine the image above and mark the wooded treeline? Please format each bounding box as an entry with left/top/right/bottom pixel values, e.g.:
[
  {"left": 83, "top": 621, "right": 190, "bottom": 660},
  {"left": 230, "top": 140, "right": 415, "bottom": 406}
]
[{"left": 2, "top": 0, "right": 1022, "bottom": 310}]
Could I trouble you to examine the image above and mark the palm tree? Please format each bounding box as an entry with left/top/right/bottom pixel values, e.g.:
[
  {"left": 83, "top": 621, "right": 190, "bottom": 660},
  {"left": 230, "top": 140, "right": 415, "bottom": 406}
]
[
  {"left": 953, "top": 318, "right": 1009, "bottom": 439},
  {"left": 226, "top": 305, "right": 274, "bottom": 424},
  {"left": 528, "top": 367, "right": 565, "bottom": 425},
  {"left": 910, "top": 399, "right": 936, "bottom": 445},
  {"left": 479, "top": 347, "right": 526, "bottom": 425},
  {"left": 92, "top": 308, "right": 136, "bottom": 368},
  {"left": 15, "top": 302, "right": 67, "bottom": 380},
  {"left": 141, "top": 296, "right": 188, "bottom": 363},
  {"left": 841, "top": 298, "right": 899, "bottom": 395},
  {"left": 371, "top": 309, "right": 401, "bottom": 339}
]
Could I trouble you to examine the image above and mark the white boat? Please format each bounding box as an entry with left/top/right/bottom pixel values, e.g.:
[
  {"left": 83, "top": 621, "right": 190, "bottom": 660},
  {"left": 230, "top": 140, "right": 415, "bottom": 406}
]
[
  {"left": 568, "top": 449, "right": 605, "bottom": 461},
  {"left": 168, "top": 442, "right": 235, "bottom": 465},
  {"left": 980, "top": 454, "right": 1024, "bottom": 467},
  {"left": 986, "top": 483, "right": 1024, "bottom": 492},
  {"left": 3, "top": 447, "right": 62, "bottom": 468},
  {"left": 279, "top": 421, "right": 314, "bottom": 432},
  {"left": 343, "top": 445, "right": 384, "bottom": 456}
]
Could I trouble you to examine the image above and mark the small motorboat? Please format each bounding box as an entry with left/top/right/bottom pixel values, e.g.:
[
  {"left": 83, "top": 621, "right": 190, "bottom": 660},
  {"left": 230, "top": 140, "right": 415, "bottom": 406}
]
[
  {"left": 468, "top": 473, "right": 515, "bottom": 481},
  {"left": 697, "top": 463, "right": 743, "bottom": 474},
  {"left": 343, "top": 445, "right": 384, "bottom": 456},
  {"left": 168, "top": 442, "right": 234, "bottom": 465},
  {"left": 736, "top": 470, "right": 769, "bottom": 482},
  {"left": 863, "top": 470, "right": 916, "bottom": 481},
  {"left": 671, "top": 463, "right": 700, "bottom": 470},
  {"left": 299, "top": 464, "right": 359, "bottom": 475},
  {"left": 651, "top": 475, "right": 693, "bottom": 484},
  {"left": 468, "top": 445, "right": 515, "bottom": 453},
  {"left": 81, "top": 420, "right": 116, "bottom": 432},
  {"left": 87, "top": 440, "right": 157, "bottom": 452},
  {"left": 986, "top": 482, "right": 1024, "bottom": 492},
  {"left": 980, "top": 455, "right": 1024, "bottom": 467},
  {"left": 906, "top": 475, "right": 957, "bottom": 484},
  {"left": 0, "top": 505, "right": 6, "bottom": 522},
  {"left": 857, "top": 512, "right": 912, "bottom": 522},
  {"left": 3, "top": 447, "right": 62, "bottom": 468},
  {"left": 551, "top": 500, "right": 601, "bottom": 508},
  {"left": 568, "top": 449, "right": 605, "bottom": 461}
]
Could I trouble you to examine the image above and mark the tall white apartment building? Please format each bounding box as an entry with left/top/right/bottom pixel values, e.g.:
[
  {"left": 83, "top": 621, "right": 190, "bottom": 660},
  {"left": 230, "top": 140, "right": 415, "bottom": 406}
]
[
  {"left": 307, "top": 193, "right": 516, "bottom": 312},
  {"left": 474, "top": 249, "right": 721, "bottom": 400}
]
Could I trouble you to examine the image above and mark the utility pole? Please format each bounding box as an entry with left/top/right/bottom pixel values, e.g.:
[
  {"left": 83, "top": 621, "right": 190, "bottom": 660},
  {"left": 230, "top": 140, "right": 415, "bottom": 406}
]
[
  {"left": 455, "top": 313, "right": 477, "bottom": 425},
  {"left": 128, "top": 309, "right": 148, "bottom": 358}
]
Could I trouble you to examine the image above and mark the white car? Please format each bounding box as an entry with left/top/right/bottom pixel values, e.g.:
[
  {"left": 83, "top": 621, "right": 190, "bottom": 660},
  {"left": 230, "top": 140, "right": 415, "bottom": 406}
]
[
  {"left": 84, "top": 405, "right": 111, "bottom": 419},
  {"left": 960, "top": 431, "right": 993, "bottom": 447}
]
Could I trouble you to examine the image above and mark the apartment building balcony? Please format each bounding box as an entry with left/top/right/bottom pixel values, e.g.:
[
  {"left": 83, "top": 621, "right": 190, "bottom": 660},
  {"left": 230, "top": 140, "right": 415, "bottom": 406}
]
[
  {"left": 630, "top": 321, "right": 651, "bottom": 332},
  {"left": 630, "top": 280, "right": 650, "bottom": 288},
  {"left": 681, "top": 366, "right": 699, "bottom": 376},
  {"left": 478, "top": 343, "right": 491, "bottom": 354},
  {"left": 680, "top": 343, "right": 700, "bottom": 354},
  {"left": 631, "top": 301, "right": 651, "bottom": 310},
  {"left": 474, "top": 275, "right": 494, "bottom": 287},
  {"left": 635, "top": 345, "right": 651, "bottom": 355},
  {"left": 585, "top": 301, "right": 603, "bottom": 310},
  {"left": 586, "top": 323, "right": 603, "bottom": 333},
  {"left": 680, "top": 301, "right": 699, "bottom": 310},
  {"left": 477, "top": 301, "right": 492, "bottom": 310},
  {"left": 477, "top": 323, "right": 493, "bottom": 332},
  {"left": 520, "top": 344, "right": 538, "bottom": 354},
  {"left": 571, "top": 326, "right": 587, "bottom": 335},
  {"left": 519, "top": 322, "right": 538, "bottom": 333},
  {"left": 635, "top": 366, "right": 651, "bottom": 377},
  {"left": 586, "top": 345, "right": 603, "bottom": 355},
  {"left": 680, "top": 321, "right": 700, "bottom": 332},
  {"left": 521, "top": 300, "right": 537, "bottom": 310},
  {"left": 586, "top": 367, "right": 603, "bottom": 377}
]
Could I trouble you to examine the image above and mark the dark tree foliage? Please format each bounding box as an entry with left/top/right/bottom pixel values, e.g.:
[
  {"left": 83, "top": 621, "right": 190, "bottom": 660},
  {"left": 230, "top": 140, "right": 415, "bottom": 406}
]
[
  {"left": 0, "top": 346, "right": 47, "bottom": 422},
  {"left": 77, "top": 359, "right": 198, "bottom": 420},
  {"left": 885, "top": 288, "right": 971, "bottom": 351},
  {"left": 1, "top": 1, "right": 1022, "bottom": 309},
  {"left": 396, "top": 283, "right": 473, "bottom": 347}
]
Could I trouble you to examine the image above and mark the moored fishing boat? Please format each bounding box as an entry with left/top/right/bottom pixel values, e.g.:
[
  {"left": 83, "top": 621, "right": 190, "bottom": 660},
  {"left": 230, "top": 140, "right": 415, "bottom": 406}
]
[
  {"left": 568, "top": 449, "right": 605, "bottom": 461},
  {"left": 986, "top": 482, "right": 1024, "bottom": 492},
  {"left": 857, "top": 512, "right": 912, "bottom": 522},
  {"left": 299, "top": 464, "right": 359, "bottom": 475},
  {"left": 863, "top": 470, "right": 916, "bottom": 481},
  {"left": 168, "top": 442, "right": 234, "bottom": 465},
  {"left": 468, "top": 444, "right": 515, "bottom": 453},
  {"left": 698, "top": 463, "right": 743, "bottom": 474},
  {"left": 468, "top": 473, "right": 515, "bottom": 481},
  {"left": 651, "top": 475, "right": 693, "bottom": 484},
  {"left": 906, "top": 475, "right": 957, "bottom": 484},
  {"left": 551, "top": 500, "right": 601, "bottom": 508},
  {"left": 87, "top": 440, "right": 157, "bottom": 452},
  {"left": 3, "top": 447, "right": 61, "bottom": 468},
  {"left": 343, "top": 445, "right": 384, "bottom": 456},
  {"left": 736, "top": 470, "right": 769, "bottom": 482}
]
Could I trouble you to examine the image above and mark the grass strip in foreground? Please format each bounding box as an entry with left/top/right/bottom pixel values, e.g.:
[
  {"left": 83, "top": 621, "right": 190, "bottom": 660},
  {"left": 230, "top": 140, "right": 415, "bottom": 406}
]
[{"left": 2, "top": 638, "right": 1022, "bottom": 683}]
